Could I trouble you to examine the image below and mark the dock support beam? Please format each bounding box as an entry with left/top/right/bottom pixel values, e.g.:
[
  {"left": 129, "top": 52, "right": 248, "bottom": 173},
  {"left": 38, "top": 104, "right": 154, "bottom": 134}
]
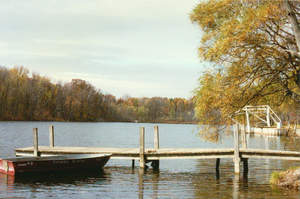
[
  {"left": 132, "top": 160, "right": 135, "bottom": 169},
  {"left": 33, "top": 128, "right": 39, "bottom": 157},
  {"left": 242, "top": 158, "right": 248, "bottom": 177},
  {"left": 216, "top": 158, "right": 220, "bottom": 178},
  {"left": 152, "top": 125, "right": 160, "bottom": 170},
  {"left": 139, "top": 127, "right": 145, "bottom": 168},
  {"left": 49, "top": 125, "right": 54, "bottom": 147},
  {"left": 216, "top": 158, "right": 220, "bottom": 171},
  {"left": 234, "top": 124, "right": 240, "bottom": 174}
]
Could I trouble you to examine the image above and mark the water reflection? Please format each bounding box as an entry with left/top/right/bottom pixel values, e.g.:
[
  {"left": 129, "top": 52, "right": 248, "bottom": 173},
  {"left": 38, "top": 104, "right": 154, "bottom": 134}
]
[
  {"left": 0, "top": 162, "right": 299, "bottom": 199},
  {"left": 190, "top": 158, "right": 298, "bottom": 199},
  {"left": 152, "top": 172, "right": 159, "bottom": 199},
  {"left": 0, "top": 173, "right": 15, "bottom": 192},
  {"left": 0, "top": 170, "right": 110, "bottom": 198},
  {"left": 233, "top": 174, "right": 239, "bottom": 199},
  {"left": 137, "top": 159, "right": 253, "bottom": 199},
  {"left": 0, "top": 170, "right": 109, "bottom": 185},
  {"left": 2, "top": 122, "right": 300, "bottom": 198},
  {"left": 245, "top": 133, "right": 299, "bottom": 151},
  {"left": 138, "top": 169, "right": 144, "bottom": 199},
  {"left": 280, "top": 136, "right": 300, "bottom": 151},
  {"left": 197, "top": 125, "right": 225, "bottom": 143},
  {"left": 137, "top": 168, "right": 160, "bottom": 199}
]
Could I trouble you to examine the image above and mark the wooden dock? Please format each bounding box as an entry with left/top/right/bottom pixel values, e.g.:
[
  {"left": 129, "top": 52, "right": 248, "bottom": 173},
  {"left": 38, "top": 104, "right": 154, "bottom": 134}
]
[
  {"left": 15, "top": 147, "right": 235, "bottom": 160},
  {"left": 15, "top": 146, "right": 300, "bottom": 161},
  {"left": 14, "top": 125, "right": 300, "bottom": 175}
]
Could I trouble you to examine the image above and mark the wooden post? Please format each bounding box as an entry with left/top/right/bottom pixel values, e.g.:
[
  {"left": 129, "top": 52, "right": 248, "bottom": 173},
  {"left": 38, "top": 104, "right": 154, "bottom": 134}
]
[
  {"left": 49, "top": 125, "right": 54, "bottom": 147},
  {"left": 216, "top": 158, "right": 220, "bottom": 178},
  {"left": 132, "top": 159, "right": 135, "bottom": 169},
  {"left": 139, "top": 127, "right": 145, "bottom": 168},
  {"left": 151, "top": 160, "right": 159, "bottom": 171},
  {"left": 216, "top": 158, "right": 220, "bottom": 171},
  {"left": 153, "top": 125, "right": 160, "bottom": 170},
  {"left": 246, "top": 109, "right": 251, "bottom": 133},
  {"left": 154, "top": 125, "right": 159, "bottom": 150},
  {"left": 242, "top": 158, "right": 248, "bottom": 177},
  {"left": 33, "top": 128, "right": 39, "bottom": 157},
  {"left": 234, "top": 124, "right": 240, "bottom": 174},
  {"left": 241, "top": 126, "right": 247, "bottom": 149}
]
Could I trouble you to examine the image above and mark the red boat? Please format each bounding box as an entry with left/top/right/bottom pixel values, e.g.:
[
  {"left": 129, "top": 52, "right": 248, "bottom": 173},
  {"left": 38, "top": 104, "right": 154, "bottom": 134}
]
[{"left": 0, "top": 154, "right": 111, "bottom": 176}]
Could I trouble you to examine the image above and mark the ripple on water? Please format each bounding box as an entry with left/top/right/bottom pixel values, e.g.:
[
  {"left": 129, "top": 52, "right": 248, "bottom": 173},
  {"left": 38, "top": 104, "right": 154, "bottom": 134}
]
[{"left": 0, "top": 122, "right": 300, "bottom": 198}]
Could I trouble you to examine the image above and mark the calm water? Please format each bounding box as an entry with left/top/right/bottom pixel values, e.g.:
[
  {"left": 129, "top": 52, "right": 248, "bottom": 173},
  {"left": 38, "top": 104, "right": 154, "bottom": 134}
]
[{"left": 0, "top": 122, "right": 300, "bottom": 198}]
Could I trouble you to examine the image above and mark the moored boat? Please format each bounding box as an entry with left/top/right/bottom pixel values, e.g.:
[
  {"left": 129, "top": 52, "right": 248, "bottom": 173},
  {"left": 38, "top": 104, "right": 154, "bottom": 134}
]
[{"left": 0, "top": 154, "right": 111, "bottom": 176}]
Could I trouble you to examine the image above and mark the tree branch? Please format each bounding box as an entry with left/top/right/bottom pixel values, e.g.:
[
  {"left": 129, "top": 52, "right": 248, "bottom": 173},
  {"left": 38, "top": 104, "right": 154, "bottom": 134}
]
[{"left": 285, "top": 0, "right": 300, "bottom": 51}]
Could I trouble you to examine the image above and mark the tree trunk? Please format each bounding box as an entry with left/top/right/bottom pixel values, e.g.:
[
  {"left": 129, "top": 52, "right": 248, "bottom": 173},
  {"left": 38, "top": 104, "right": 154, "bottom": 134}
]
[{"left": 285, "top": 0, "right": 300, "bottom": 51}]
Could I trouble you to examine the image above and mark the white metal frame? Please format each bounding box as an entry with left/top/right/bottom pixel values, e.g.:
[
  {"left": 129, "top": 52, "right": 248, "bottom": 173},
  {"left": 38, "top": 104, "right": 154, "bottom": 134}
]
[{"left": 241, "top": 105, "right": 281, "bottom": 132}]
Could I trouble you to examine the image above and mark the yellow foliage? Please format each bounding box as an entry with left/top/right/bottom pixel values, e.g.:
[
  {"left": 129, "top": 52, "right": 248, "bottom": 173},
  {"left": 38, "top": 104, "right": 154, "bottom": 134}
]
[{"left": 191, "top": 0, "right": 299, "bottom": 124}]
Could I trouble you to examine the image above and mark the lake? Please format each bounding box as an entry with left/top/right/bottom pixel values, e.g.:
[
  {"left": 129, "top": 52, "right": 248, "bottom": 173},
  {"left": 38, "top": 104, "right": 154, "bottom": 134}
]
[{"left": 0, "top": 122, "right": 299, "bottom": 198}]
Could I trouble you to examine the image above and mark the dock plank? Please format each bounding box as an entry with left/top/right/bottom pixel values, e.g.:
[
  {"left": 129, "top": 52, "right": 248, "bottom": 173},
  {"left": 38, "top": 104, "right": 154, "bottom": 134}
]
[
  {"left": 15, "top": 146, "right": 300, "bottom": 161},
  {"left": 15, "top": 146, "right": 235, "bottom": 160}
]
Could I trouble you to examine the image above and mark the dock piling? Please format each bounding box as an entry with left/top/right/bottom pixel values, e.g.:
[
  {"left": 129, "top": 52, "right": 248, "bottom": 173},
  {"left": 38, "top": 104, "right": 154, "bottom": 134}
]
[
  {"left": 153, "top": 125, "right": 160, "bottom": 170},
  {"left": 49, "top": 125, "right": 54, "bottom": 147},
  {"left": 241, "top": 127, "right": 247, "bottom": 149},
  {"left": 33, "top": 128, "right": 39, "bottom": 157},
  {"left": 139, "top": 127, "right": 145, "bottom": 168},
  {"left": 242, "top": 158, "right": 248, "bottom": 176},
  {"left": 15, "top": 126, "right": 299, "bottom": 176},
  {"left": 234, "top": 124, "right": 240, "bottom": 174},
  {"left": 132, "top": 159, "right": 135, "bottom": 169},
  {"left": 216, "top": 158, "right": 220, "bottom": 172},
  {"left": 216, "top": 158, "right": 220, "bottom": 179},
  {"left": 154, "top": 125, "right": 159, "bottom": 150}
]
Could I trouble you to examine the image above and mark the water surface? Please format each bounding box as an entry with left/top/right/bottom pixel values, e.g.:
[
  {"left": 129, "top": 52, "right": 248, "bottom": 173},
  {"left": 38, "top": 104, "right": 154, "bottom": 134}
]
[{"left": 0, "top": 122, "right": 299, "bottom": 198}]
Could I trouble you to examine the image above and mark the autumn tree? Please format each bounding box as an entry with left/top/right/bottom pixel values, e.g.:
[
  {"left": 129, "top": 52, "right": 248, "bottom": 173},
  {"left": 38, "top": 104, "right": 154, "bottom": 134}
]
[
  {"left": 191, "top": 0, "right": 300, "bottom": 124},
  {"left": 0, "top": 66, "right": 196, "bottom": 123}
]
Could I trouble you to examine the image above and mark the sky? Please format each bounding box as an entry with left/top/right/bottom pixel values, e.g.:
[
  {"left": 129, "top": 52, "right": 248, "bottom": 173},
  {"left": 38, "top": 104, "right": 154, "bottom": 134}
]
[{"left": 0, "top": 0, "right": 208, "bottom": 99}]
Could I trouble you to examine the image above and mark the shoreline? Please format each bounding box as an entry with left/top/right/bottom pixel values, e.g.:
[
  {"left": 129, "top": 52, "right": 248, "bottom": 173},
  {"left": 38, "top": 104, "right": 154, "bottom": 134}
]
[{"left": 0, "top": 120, "right": 198, "bottom": 125}]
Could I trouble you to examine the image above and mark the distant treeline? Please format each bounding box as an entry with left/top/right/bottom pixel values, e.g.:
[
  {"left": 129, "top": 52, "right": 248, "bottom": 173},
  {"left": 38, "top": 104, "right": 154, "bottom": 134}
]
[{"left": 0, "top": 66, "right": 196, "bottom": 123}]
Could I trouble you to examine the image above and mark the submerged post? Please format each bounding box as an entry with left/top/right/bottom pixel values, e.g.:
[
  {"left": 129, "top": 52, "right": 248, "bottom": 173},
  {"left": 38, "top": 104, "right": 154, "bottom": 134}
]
[
  {"left": 132, "top": 160, "right": 135, "bottom": 169},
  {"left": 33, "top": 128, "right": 39, "bottom": 157},
  {"left": 216, "top": 158, "right": 221, "bottom": 179},
  {"left": 243, "top": 158, "right": 249, "bottom": 177},
  {"left": 234, "top": 124, "right": 240, "bottom": 174},
  {"left": 49, "top": 125, "right": 54, "bottom": 147},
  {"left": 139, "top": 127, "right": 145, "bottom": 168}
]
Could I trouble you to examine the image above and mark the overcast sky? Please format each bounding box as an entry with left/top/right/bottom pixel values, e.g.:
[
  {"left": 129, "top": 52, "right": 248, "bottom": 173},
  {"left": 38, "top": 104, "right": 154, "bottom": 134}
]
[{"left": 0, "top": 0, "right": 208, "bottom": 98}]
